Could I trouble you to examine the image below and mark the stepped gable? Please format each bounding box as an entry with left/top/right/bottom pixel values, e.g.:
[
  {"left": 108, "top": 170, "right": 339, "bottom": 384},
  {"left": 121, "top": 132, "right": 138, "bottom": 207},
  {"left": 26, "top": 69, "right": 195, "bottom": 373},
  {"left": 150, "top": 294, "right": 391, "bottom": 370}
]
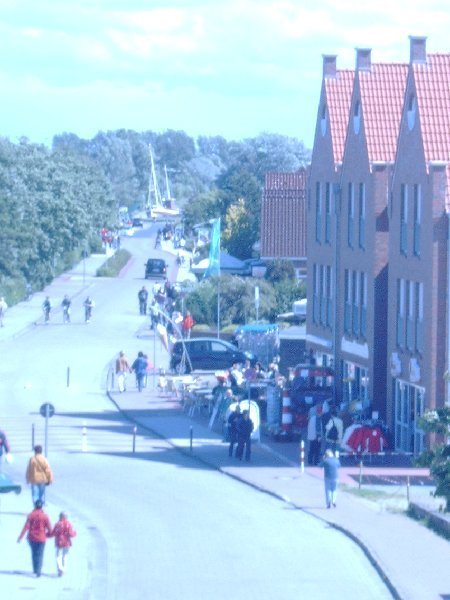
[
  {"left": 358, "top": 62, "right": 408, "bottom": 163},
  {"left": 324, "top": 69, "right": 354, "bottom": 164}
]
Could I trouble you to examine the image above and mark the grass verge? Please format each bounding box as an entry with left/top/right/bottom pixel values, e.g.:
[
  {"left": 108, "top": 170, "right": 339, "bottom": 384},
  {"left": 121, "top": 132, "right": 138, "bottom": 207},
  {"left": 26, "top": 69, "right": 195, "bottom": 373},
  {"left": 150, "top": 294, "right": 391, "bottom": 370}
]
[{"left": 96, "top": 249, "right": 132, "bottom": 277}]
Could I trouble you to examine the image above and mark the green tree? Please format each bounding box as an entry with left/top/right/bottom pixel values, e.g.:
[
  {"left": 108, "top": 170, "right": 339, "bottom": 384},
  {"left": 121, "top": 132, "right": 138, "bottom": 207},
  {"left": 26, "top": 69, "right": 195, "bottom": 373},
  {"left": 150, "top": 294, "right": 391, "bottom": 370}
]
[
  {"left": 417, "top": 407, "right": 450, "bottom": 512},
  {"left": 265, "top": 260, "right": 296, "bottom": 283}
]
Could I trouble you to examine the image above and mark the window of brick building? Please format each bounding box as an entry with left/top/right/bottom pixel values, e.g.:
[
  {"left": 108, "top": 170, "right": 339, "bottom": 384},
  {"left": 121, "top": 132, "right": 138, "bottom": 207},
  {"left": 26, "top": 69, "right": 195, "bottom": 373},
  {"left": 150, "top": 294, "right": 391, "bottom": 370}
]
[
  {"left": 360, "top": 272, "right": 367, "bottom": 339},
  {"left": 400, "top": 184, "right": 408, "bottom": 256},
  {"left": 396, "top": 279, "right": 405, "bottom": 348},
  {"left": 358, "top": 183, "right": 366, "bottom": 249},
  {"left": 325, "top": 182, "right": 332, "bottom": 244},
  {"left": 413, "top": 184, "right": 421, "bottom": 257},
  {"left": 347, "top": 183, "right": 354, "bottom": 248},
  {"left": 415, "top": 282, "right": 423, "bottom": 354},
  {"left": 315, "top": 182, "right": 322, "bottom": 243}
]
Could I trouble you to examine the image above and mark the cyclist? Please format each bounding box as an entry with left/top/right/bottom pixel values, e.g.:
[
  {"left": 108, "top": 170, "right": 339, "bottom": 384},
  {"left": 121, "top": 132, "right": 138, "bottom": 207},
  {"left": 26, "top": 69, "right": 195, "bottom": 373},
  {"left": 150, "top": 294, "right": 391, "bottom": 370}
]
[{"left": 61, "top": 295, "right": 71, "bottom": 323}]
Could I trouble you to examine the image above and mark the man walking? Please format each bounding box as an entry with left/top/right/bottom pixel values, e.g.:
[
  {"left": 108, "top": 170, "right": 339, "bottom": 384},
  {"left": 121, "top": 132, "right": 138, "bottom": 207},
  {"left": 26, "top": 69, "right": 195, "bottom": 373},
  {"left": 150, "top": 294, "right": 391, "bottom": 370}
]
[
  {"left": 42, "top": 296, "right": 51, "bottom": 323},
  {"left": 132, "top": 351, "right": 148, "bottom": 392},
  {"left": 26, "top": 445, "right": 53, "bottom": 505},
  {"left": 17, "top": 500, "right": 52, "bottom": 577},
  {"left": 138, "top": 286, "right": 149, "bottom": 315},
  {"left": 307, "top": 405, "right": 324, "bottom": 466},
  {"left": 322, "top": 449, "right": 341, "bottom": 508},
  {"left": 236, "top": 409, "right": 254, "bottom": 462},
  {"left": 227, "top": 403, "right": 241, "bottom": 457},
  {"left": 115, "top": 351, "right": 132, "bottom": 393}
]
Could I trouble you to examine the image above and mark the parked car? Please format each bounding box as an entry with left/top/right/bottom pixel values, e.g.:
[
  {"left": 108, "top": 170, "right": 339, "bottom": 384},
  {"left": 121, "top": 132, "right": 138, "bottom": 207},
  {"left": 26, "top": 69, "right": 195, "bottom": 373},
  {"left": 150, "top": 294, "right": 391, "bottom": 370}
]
[
  {"left": 170, "top": 337, "right": 255, "bottom": 373},
  {"left": 132, "top": 218, "right": 144, "bottom": 228},
  {"left": 144, "top": 258, "right": 167, "bottom": 279}
]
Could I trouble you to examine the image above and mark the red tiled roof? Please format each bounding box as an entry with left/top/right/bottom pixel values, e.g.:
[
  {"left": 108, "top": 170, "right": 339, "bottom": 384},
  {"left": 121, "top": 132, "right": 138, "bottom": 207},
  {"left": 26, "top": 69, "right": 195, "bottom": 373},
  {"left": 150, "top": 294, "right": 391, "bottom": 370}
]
[
  {"left": 324, "top": 70, "right": 354, "bottom": 163},
  {"left": 260, "top": 171, "right": 307, "bottom": 259},
  {"left": 359, "top": 63, "right": 408, "bottom": 162},
  {"left": 413, "top": 54, "right": 450, "bottom": 163}
]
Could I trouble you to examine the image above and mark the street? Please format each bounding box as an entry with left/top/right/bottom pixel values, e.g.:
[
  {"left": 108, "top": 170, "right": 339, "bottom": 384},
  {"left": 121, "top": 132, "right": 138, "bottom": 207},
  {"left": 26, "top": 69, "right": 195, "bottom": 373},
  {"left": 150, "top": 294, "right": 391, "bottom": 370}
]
[{"left": 0, "top": 229, "right": 393, "bottom": 599}]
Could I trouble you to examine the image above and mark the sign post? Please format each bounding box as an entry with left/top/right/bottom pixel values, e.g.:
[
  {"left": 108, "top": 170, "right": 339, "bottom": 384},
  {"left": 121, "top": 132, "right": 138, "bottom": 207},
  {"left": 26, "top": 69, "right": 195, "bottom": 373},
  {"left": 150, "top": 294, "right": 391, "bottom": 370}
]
[{"left": 40, "top": 403, "right": 55, "bottom": 457}]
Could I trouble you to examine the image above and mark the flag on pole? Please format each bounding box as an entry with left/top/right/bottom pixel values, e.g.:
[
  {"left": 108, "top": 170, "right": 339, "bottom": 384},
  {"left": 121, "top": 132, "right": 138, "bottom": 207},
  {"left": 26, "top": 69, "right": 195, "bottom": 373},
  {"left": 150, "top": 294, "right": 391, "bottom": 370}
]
[{"left": 204, "top": 218, "right": 220, "bottom": 278}]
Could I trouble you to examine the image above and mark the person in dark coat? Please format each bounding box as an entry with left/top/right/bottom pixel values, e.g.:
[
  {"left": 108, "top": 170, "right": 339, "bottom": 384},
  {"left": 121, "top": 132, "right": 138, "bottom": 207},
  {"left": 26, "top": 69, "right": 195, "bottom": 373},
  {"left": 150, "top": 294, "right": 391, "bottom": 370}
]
[
  {"left": 138, "top": 287, "right": 149, "bottom": 315},
  {"left": 132, "top": 351, "right": 148, "bottom": 392},
  {"left": 236, "top": 410, "right": 254, "bottom": 462},
  {"left": 227, "top": 404, "right": 241, "bottom": 457}
]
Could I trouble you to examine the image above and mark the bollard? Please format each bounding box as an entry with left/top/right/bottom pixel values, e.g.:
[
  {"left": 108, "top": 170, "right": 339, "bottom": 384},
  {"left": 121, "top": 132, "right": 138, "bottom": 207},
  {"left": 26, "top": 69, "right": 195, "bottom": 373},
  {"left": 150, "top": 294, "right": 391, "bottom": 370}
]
[
  {"left": 406, "top": 474, "right": 410, "bottom": 504},
  {"left": 31, "top": 423, "right": 35, "bottom": 450},
  {"left": 82, "top": 421, "right": 87, "bottom": 452},
  {"left": 300, "top": 439, "right": 305, "bottom": 473},
  {"left": 110, "top": 369, "right": 115, "bottom": 391},
  {"left": 66, "top": 366, "right": 70, "bottom": 388},
  {"left": 190, "top": 426, "right": 193, "bottom": 452},
  {"left": 358, "top": 460, "right": 363, "bottom": 489},
  {"left": 132, "top": 426, "right": 137, "bottom": 453}
]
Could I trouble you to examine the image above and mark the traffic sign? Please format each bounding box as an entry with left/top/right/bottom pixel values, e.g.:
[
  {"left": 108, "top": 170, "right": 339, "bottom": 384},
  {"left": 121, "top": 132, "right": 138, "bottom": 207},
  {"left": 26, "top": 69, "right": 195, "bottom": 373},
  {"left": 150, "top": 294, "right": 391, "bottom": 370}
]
[{"left": 40, "top": 403, "right": 55, "bottom": 418}]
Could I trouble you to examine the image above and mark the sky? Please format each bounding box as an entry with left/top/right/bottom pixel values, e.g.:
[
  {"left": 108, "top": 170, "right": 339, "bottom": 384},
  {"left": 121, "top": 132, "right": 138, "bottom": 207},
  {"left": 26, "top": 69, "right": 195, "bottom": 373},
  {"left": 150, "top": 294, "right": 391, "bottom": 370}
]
[{"left": 1, "top": 0, "right": 449, "bottom": 149}]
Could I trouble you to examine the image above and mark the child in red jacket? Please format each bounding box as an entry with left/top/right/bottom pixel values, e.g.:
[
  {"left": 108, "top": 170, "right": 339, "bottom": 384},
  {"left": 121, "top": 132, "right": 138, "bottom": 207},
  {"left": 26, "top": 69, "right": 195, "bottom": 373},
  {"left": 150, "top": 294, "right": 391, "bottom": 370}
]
[{"left": 50, "top": 512, "right": 77, "bottom": 576}]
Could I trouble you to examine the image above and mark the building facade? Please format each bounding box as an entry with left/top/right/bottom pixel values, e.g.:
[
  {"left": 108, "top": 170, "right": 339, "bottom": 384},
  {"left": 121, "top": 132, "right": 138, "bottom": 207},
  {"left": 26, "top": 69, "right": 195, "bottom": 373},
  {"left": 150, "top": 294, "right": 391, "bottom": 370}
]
[
  {"left": 387, "top": 37, "right": 450, "bottom": 453},
  {"left": 307, "top": 37, "right": 450, "bottom": 452}
]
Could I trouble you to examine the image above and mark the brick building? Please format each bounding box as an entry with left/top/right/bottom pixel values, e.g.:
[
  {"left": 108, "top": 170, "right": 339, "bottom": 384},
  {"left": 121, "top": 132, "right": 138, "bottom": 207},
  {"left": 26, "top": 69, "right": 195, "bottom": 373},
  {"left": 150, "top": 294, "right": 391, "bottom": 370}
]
[
  {"left": 387, "top": 37, "right": 450, "bottom": 453},
  {"left": 307, "top": 37, "right": 450, "bottom": 453}
]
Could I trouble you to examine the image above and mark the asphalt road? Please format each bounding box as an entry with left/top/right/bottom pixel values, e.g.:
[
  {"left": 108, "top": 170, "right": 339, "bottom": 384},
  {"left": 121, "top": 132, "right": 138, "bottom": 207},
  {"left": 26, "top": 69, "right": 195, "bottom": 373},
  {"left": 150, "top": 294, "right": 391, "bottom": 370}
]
[{"left": 0, "top": 229, "right": 393, "bottom": 600}]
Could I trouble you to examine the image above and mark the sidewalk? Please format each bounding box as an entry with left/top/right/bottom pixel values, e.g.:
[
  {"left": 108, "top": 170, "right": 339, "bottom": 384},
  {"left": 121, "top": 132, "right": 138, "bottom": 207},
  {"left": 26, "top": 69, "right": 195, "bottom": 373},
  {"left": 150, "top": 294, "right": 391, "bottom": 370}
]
[{"left": 109, "top": 382, "right": 450, "bottom": 600}]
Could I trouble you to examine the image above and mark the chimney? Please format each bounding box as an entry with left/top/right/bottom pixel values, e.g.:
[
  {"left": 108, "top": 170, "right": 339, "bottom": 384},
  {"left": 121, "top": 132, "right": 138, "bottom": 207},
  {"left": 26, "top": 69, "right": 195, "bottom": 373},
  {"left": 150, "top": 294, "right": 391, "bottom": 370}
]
[
  {"left": 323, "top": 55, "right": 337, "bottom": 78},
  {"left": 409, "top": 36, "right": 427, "bottom": 64},
  {"left": 356, "top": 48, "right": 372, "bottom": 71}
]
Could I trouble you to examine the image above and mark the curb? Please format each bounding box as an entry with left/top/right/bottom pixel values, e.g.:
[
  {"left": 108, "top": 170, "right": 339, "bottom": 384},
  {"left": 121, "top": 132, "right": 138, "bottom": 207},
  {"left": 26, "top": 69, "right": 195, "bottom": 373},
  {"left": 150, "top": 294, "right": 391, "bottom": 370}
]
[{"left": 106, "top": 390, "right": 401, "bottom": 599}]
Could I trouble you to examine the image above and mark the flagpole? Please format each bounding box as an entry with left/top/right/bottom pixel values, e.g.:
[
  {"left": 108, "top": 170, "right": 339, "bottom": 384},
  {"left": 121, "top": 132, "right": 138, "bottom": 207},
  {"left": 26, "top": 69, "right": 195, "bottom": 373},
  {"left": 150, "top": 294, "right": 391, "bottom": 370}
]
[{"left": 217, "top": 217, "right": 221, "bottom": 339}]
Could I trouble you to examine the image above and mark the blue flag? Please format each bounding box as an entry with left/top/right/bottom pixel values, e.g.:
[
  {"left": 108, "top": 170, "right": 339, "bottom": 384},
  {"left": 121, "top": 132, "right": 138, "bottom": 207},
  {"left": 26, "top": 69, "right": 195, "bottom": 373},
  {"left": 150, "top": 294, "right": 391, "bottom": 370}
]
[{"left": 204, "top": 218, "right": 220, "bottom": 278}]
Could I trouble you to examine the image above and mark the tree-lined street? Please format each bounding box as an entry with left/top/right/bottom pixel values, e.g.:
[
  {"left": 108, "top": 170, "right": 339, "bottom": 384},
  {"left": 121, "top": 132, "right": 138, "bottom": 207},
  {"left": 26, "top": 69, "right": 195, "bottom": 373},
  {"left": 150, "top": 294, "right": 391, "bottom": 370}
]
[{"left": 0, "top": 230, "right": 394, "bottom": 599}]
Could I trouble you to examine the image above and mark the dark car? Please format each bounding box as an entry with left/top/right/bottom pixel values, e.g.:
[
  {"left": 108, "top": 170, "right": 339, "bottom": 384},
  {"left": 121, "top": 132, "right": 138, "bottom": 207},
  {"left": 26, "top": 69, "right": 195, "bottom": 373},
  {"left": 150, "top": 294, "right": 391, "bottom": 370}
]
[
  {"left": 132, "top": 218, "right": 144, "bottom": 228},
  {"left": 145, "top": 259, "right": 167, "bottom": 279},
  {"left": 170, "top": 337, "right": 255, "bottom": 373}
]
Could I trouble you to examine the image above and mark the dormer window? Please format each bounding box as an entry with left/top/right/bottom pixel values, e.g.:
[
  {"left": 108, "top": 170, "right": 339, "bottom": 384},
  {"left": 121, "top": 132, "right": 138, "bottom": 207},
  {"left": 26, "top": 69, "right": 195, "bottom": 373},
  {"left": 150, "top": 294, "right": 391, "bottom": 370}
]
[
  {"left": 353, "top": 100, "right": 361, "bottom": 134},
  {"left": 407, "top": 93, "right": 416, "bottom": 130},
  {"left": 320, "top": 103, "right": 328, "bottom": 136}
]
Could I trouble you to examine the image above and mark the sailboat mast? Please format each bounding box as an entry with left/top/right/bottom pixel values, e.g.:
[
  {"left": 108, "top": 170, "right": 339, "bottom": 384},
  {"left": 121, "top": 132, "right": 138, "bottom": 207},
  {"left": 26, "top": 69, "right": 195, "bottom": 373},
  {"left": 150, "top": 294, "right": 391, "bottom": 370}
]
[
  {"left": 147, "top": 145, "right": 161, "bottom": 210},
  {"left": 164, "top": 165, "right": 172, "bottom": 202}
]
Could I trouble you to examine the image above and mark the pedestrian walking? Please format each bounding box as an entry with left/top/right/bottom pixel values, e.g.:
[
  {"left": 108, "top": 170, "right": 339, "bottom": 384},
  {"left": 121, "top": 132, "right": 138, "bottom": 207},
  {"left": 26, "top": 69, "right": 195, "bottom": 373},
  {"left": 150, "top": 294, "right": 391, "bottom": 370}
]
[
  {"left": 236, "top": 409, "right": 254, "bottom": 462},
  {"left": 26, "top": 445, "right": 53, "bottom": 505},
  {"left": 181, "top": 310, "right": 194, "bottom": 339},
  {"left": 17, "top": 500, "right": 52, "bottom": 577},
  {"left": 61, "top": 295, "right": 71, "bottom": 323},
  {"left": 115, "top": 351, "right": 132, "bottom": 393},
  {"left": 50, "top": 512, "right": 77, "bottom": 577},
  {"left": 138, "top": 286, "right": 149, "bottom": 315},
  {"left": 132, "top": 351, "right": 148, "bottom": 392},
  {"left": 307, "top": 405, "right": 324, "bottom": 466},
  {"left": 42, "top": 296, "right": 51, "bottom": 323},
  {"left": 322, "top": 449, "right": 341, "bottom": 508},
  {"left": 227, "top": 403, "right": 241, "bottom": 457},
  {"left": 324, "top": 407, "right": 344, "bottom": 453},
  {"left": 0, "top": 296, "right": 8, "bottom": 327},
  {"left": 0, "top": 427, "right": 11, "bottom": 471},
  {"left": 83, "top": 296, "right": 95, "bottom": 323}
]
